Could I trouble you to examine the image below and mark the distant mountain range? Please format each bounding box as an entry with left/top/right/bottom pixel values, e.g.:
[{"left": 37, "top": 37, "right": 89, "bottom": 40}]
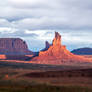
[{"left": 71, "top": 48, "right": 92, "bottom": 55}]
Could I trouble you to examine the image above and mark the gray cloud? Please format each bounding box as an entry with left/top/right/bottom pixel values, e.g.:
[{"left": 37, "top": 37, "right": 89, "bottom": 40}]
[{"left": 0, "top": 0, "right": 92, "bottom": 51}]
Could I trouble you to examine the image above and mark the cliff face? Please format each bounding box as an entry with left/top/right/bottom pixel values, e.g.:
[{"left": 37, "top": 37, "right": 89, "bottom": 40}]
[
  {"left": 0, "top": 38, "right": 32, "bottom": 55},
  {"left": 31, "top": 32, "right": 92, "bottom": 64},
  {"left": 52, "top": 32, "right": 61, "bottom": 46}
]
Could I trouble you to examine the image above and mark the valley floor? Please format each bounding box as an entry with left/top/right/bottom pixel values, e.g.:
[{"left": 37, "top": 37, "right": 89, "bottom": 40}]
[{"left": 0, "top": 60, "right": 92, "bottom": 92}]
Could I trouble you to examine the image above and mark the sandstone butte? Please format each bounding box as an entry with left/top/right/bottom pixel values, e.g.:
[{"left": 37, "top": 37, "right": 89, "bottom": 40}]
[
  {"left": 31, "top": 32, "right": 92, "bottom": 64},
  {"left": 0, "top": 38, "right": 33, "bottom": 55},
  {"left": 0, "top": 38, "right": 33, "bottom": 60}
]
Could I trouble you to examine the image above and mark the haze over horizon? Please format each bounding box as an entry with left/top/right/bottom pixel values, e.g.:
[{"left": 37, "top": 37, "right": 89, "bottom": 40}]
[{"left": 0, "top": 0, "right": 92, "bottom": 51}]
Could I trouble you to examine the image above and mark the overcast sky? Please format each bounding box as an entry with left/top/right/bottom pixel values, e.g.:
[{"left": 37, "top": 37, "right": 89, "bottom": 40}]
[{"left": 0, "top": 0, "right": 92, "bottom": 51}]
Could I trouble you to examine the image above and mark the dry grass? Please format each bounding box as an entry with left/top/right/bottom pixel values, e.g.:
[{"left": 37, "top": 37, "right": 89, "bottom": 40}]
[{"left": 0, "top": 60, "right": 92, "bottom": 92}]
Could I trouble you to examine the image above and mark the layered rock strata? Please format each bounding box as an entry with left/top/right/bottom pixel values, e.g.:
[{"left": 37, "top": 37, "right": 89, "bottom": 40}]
[{"left": 0, "top": 38, "right": 32, "bottom": 55}]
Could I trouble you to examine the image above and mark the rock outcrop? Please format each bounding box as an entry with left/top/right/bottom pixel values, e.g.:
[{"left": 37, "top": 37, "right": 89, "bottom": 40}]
[
  {"left": 41, "top": 41, "right": 51, "bottom": 51},
  {"left": 0, "top": 38, "right": 32, "bottom": 55},
  {"left": 52, "top": 32, "right": 61, "bottom": 46},
  {"left": 45, "top": 41, "right": 51, "bottom": 50},
  {"left": 31, "top": 32, "right": 92, "bottom": 64}
]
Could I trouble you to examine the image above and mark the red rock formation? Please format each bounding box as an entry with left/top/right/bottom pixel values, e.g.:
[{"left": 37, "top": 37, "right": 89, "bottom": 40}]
[
  {"left": 0, "top": 55, "right": 6, "bottom": 60},
  {"left": 41, "top": 41, "right": 51, "bottom": 51},
  {"left": 0, "top": 38, "right": 33, "bottom": 55},
  {"left": 52, "top": 32, "right": 61, "bottom": 46},
  {"left": 45, "top": 41, "right": 51, "bottom": 49},
  {"left": 31, "top": 32, "right": 92, "bottom": 64}
]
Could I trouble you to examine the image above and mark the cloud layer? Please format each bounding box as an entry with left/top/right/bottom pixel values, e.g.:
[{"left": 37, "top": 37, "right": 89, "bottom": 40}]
[{"left": 0, "top": 0, "right": 92, "bottom": 51}]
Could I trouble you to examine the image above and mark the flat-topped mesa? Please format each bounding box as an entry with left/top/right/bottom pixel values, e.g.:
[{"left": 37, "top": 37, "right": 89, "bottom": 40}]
[
  {"left": 0, "top": 38, "right": 32, "bottom": 55},
  {"left": 52, "top": 32, "right": 61, "bottom": 46}
]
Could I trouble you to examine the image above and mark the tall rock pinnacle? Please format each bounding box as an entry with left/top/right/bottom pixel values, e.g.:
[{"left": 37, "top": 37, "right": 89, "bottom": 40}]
[
  {"left": 31, "top": 32, "right": 92, "bottom": 64},
  {"left": 45, "top": 41, "right": 51, "bottom": 49},
  {"left": 41, "top": 41, "right": 51, "bottom": 51},
  {"left": 52, "top": 32, "right": 61, "bottom": 46}
]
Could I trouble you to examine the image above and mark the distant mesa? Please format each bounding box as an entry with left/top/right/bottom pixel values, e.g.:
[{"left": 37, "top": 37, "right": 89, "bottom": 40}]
[
  {"left": 71, "top": 48, "right": 92, "bottom": 55},
  {"left": 0, "top": 38, "right": 33, "bottom": 55},
  {"left": 31, "top": 32, "right": 92, "bottom": 64}
]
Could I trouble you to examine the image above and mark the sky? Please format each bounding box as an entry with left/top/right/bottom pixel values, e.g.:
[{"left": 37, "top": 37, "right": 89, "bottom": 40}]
[{"left": 0, "top": 0, "right": 92, "bottom": 51}]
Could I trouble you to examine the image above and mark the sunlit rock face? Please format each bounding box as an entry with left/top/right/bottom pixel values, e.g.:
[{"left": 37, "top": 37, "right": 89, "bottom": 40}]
[
  {"left": 31, "top": 32, "right": 92, "bottom": 64},
  {"left": 0, "top": 55, "right": 6, "bottom": 60},
  {"left": 0, "top": 38, "right": 32, "bottom": 55},
  {"left": 52, "top": 32, "right": 61, "bottom": 46}
]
